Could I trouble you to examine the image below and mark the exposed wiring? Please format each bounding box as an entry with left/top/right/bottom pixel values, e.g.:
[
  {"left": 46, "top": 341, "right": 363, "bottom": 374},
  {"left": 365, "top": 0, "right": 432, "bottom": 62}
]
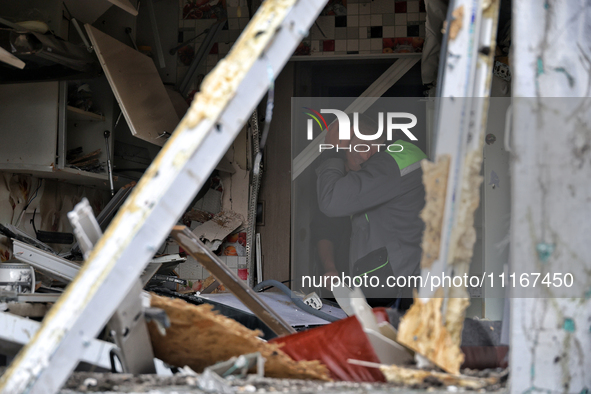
[{"left": 256, "top": 279, "right": 291, "bottom": 292}]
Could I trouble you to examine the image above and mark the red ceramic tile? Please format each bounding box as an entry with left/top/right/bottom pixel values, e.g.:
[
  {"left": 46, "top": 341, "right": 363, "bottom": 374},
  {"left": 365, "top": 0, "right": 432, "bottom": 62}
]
[
  {"left": 323, "top": 39, "right": 335, "bottom": 52},
  {"left": 395, "top": 1, "right": 407, "bottom": 13}
]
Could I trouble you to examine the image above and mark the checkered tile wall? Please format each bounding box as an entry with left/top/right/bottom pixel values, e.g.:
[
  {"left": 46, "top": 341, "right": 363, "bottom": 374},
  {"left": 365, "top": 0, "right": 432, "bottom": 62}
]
[{"left": 177, "top": 0, "right": 426, "bottom": 89}]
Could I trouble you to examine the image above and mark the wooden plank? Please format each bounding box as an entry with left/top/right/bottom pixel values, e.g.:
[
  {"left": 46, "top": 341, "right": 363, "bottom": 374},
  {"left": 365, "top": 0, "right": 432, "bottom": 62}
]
[
  {"left": 148, "top": 293, "right": 328, "bottom": 379},
  {"left": 85, "top": 24, "right": 179, "bottom": 146},
  {"left": 171, "top": 225, "right": 295, "bottom": 336}
]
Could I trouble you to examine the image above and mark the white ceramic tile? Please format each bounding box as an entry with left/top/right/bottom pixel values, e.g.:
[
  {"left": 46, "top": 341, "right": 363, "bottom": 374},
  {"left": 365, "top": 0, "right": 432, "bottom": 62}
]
[
  {"left": 181, "top": 28, "right": 196, "bottom": 40},
  {"left": 228, "top": 29, "right": 241, "bottom": 41},
  {"left": 383, "top": 13, "right": 395, "bottom": 26},
  {"left": 228, "top": 18, "right": 240, "bottom": 30},
  {"left": 359, "top": 50, "right": 371, "bottom": 55},
  {"left": 238, "top": 17, "right": 249, "bottom": 29},
  {"left": 395, "top": 14, "right": 407, "bottom": 26},
  {"left": 347, "top": 27, "right": 359, "bottom": 39},
  {"left": 347, "top": 15, "right": 359, "bottom": 27},
  {"left": 370, "top": 14, "right": 382, "bottom": 26},
  {"left": 183, "top": 19, "right": 196, "bottom": 28},
  {"left": 317, "top": 16, "right": 336, "bottom": 39},
  {"left": 347, "top": 39, "right": 359, "bottom": 51},
  {"left": 359, "top": 3, "right": 370, "bottom": 14},
  {"left": 323, "top": 51, "right": 335, "bottom": 56},
  {"left": 195, "top": 19, "right": 216, "bottom": 33},
  {"left": 348, "top": 3, "right": 359, "bottom": 14},
  {"left": 239, "top": 6, "right": 249, "bottom": 18},
  {"left": 420, "top": 12, "right": 427, "bottom": 21},
  {"left": 359, "top": 38, "right": 371, "bottom": 51},
  {"left": 335, "top": 39, "right": 347, "bottom": 52},
  {"left": 217, "top": 30, "right": 229, "bottom": 42},
  {"left": 227, "top": 6, "right": 238, "bottom": 18},
  {"left": 207, "top": 54, "right": 219, "bottom": 66},
  {"left": 311, "top": 40, "right": 320, "bottom": 53},
  {"left": 395, "top": 26, "right": 407, "bottom": 37},
  {"left": 408, "top": 13, "right": 420, "bottom": 21},
  {"left": 359, "top": 15, "right": 371, "bottom": 27},
  {"left": 383, "top": 26, "right": 395, "bottom": 38},
  {"left": 359, "top": 27, "right": 368, "bottom": 39},
  {"left": 219, "top": 42, "right": 231, "bottom": 54},
  {"left": 370, "top": 0, "right": 394, "bottom": 13},
  {"left": 407, "top": 0, "right": 420, "bottom": 13},
  {"left": 370, "top": 37, "right": 382, "bottom": 51},
  {"left": 335, "top": 27, "right": 347, "bottom": 39},
  {"left": 310, "top": 24, "right": 325, "bottom": 40}
]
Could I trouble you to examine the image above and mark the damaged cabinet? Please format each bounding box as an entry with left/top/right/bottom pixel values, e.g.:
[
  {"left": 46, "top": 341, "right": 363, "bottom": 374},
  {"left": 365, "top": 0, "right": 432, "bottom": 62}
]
[{"left": 0, "top": 76, "right": 123, "bottom": 189}]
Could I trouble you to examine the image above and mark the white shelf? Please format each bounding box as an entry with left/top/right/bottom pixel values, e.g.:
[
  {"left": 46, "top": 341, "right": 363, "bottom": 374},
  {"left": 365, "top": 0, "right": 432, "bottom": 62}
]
[
  {"left": 0, "top": 164, "right": 121, "bottom": 190},
  {"left": 67, "top": 106, "right": 105, "bottom": 122},
  {"left": 289, "top": 52, "right": 422, "bottom": 62}
]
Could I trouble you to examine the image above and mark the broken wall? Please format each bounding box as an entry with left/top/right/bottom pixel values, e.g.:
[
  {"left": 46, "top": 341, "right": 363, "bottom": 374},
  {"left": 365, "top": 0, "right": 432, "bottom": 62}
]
[{"left": 0, "top": 173, "right": 108, "bottom": 256}]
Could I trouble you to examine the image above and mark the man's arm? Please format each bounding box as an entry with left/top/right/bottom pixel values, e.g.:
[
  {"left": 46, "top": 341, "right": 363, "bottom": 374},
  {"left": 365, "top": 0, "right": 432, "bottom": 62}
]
[
  {"left": 316, "top": 153, "right": 402, "bottom": 217},
  {"left": 317, "top": 239, "right": 339, "bottom": 276}
]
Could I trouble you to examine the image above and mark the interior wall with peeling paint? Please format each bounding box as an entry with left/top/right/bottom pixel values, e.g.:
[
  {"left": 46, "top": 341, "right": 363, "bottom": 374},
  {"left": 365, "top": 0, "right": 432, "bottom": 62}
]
[{"left": 0, "top": 174, "right": 109, "bottom": 257}]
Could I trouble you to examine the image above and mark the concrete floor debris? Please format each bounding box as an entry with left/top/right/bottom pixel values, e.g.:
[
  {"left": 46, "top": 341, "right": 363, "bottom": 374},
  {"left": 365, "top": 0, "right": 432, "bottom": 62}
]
[{"left": 52, "top": 370, "right": 507, "bottom": 393}]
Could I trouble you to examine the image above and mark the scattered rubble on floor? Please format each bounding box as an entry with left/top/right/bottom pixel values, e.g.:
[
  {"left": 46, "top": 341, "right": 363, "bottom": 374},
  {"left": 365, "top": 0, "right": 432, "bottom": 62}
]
[
  {"left": 60, "top": 369, "right": 507, "bottom": 393},
  {"left": 147, "top": 294, "right": 330, "bottom": 381},
  {"left": 378, "top": 364, "right": 505, "bottom": 390}
]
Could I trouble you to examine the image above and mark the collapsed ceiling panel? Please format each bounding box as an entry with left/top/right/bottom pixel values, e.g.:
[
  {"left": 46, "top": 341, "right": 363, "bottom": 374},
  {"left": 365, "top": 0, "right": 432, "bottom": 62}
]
[{"left": 85, "top": 24, "right": 179, "bottom": 146}]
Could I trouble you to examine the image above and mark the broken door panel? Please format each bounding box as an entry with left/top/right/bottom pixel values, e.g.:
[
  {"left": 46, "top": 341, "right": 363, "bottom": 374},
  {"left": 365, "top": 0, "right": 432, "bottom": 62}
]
[{"left": 85, "top": 24, "right": 179, "bottom": 146}]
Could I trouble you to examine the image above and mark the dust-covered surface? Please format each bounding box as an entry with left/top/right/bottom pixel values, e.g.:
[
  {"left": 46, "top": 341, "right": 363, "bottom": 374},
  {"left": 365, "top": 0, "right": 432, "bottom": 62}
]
[
  {"left": 55, "top": 369, "right": 507, "bottom": 394},
  {"left": 0, "top": 366, "right": 508, "bottom": 393},
  {"left": 419, "top": 155, "right": 451, "bottom": 269},
  {"left": 396, "top": 296, "right": 464, "bottom": 375}
]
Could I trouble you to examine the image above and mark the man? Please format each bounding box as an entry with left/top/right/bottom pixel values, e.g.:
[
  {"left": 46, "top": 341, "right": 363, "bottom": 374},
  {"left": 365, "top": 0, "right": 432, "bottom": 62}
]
[{"left": 316, "top": 114, "right": 426, "bottom": 304}]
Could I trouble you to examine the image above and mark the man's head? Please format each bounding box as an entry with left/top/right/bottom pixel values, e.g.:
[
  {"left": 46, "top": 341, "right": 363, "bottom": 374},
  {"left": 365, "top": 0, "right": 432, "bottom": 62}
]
[{"left": 345, "top": 113, "right": 387, "bottom": 172}]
